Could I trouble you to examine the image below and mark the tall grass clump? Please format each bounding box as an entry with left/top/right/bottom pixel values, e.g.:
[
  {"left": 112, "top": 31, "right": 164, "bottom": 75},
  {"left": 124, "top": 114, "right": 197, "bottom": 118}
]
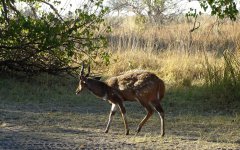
[
  {"left": 204, "top": 50, "right": 240, "bottom": 107},
  {"left": 105, "top": 50, "right": 207, "bottom": 87}
]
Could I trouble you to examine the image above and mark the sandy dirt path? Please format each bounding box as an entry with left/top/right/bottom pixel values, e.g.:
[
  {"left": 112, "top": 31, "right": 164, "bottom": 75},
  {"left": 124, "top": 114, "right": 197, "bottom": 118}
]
[{"left": 0, "top": 102, "right": 239, "bottom": 150}]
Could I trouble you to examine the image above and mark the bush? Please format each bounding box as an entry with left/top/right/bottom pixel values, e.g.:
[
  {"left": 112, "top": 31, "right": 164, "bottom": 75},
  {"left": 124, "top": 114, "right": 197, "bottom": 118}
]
[{"left": 0, "top": 0, "right": 110, "bottom": 75}]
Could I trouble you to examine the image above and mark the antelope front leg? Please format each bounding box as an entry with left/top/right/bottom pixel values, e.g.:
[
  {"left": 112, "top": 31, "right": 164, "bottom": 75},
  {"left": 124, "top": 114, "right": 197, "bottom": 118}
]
[
  {"left": 104, "top": 104, "right": 117, "bottom": 133},
  {"left": 118, "top": 103, "right": 129, "bottom": 135}
]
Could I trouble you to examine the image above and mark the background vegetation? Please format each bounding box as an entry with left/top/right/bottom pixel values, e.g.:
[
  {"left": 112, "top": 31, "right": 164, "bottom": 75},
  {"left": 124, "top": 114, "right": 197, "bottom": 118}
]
[
  {"left": 0, "top": 0, "right": 240, "bottom": 149},
  {"left": 101, "top": 15, "right": 240, "bottom": 112}
]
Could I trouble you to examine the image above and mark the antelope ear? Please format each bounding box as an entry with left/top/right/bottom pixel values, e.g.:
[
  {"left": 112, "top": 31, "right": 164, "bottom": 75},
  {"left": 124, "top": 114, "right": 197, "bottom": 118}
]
[{"left": 93, "top": 76, "right": 101, "bottom": 80}]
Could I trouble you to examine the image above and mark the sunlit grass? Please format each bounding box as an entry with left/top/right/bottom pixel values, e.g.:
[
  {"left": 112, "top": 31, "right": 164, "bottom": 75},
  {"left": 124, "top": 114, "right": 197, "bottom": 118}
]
[{"left": 107, "top": 16, "right": 240, "bottom": 53}]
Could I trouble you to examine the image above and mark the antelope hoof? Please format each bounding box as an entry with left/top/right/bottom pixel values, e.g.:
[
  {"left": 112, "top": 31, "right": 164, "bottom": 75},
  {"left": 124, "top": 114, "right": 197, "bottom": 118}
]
[
  {"left": 137, "top": 127, "right": 141, "bottom": 133},
  {"left": 104, "top": 129, "right": 109, "bottom": 133},
  {"left": 160, "top": 132, "right": 165, "bottom": 137},
  {"left": 125, "top": 130, "right": 129, "bottom": 135}
]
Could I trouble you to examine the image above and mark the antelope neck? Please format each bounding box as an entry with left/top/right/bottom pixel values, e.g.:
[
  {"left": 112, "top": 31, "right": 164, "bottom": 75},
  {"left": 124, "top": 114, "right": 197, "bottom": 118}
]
[{"left": 85, "top": 78, "right": 109, "bottom": 99}]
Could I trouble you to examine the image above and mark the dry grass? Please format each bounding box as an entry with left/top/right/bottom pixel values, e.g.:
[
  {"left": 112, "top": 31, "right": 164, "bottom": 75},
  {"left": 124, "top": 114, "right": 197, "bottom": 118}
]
[
  {"left": 107, "top": 16, "right": 240, "bottom": 53},
  {"left": 98, "top": 16, "right": 240, "bottom": 106},
  {"left": 104, "top": 50, "right": 224, "bottom": 86},
  {"left": 103, "top": 16, "right": 240, "bottom": 86}
]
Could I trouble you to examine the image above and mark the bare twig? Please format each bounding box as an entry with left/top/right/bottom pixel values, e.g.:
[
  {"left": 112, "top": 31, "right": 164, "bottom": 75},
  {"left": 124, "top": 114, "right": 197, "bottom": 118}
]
[
  {"left": 39, "top": 0, "right": 64, "bottom": 22},
  {"left": 189, "top": 15, "right": 200, "bottom": 33}
]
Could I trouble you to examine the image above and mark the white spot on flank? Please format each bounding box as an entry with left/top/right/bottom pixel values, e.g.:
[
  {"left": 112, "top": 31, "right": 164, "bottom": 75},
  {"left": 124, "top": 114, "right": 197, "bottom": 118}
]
[{"left": 102, "top": 93, "right": 108, "bottom": 101}]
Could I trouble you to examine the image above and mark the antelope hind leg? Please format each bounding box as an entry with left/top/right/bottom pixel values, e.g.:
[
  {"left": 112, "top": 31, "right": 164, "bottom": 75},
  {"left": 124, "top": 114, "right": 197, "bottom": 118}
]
[
  {"left": 152, "top": 101, "right": 165, "bottom": 137},
  {"left": 136, "top": 105, "right": 154, "bottom": 134}
]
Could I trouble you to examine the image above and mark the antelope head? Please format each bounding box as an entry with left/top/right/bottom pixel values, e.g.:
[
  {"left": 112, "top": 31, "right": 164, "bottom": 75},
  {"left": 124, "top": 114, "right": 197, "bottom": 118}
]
[
  {"left": 76, "top": 63, "right": 90, "bottom": 95},
  {"left": 76, "top": 63, "right": 101, "bottom": 95}
]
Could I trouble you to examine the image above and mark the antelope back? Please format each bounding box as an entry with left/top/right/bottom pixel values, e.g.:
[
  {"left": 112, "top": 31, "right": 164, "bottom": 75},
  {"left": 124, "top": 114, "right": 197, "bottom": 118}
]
[{"left": 106, "top": 70, "right": 165, "bottom": 102}]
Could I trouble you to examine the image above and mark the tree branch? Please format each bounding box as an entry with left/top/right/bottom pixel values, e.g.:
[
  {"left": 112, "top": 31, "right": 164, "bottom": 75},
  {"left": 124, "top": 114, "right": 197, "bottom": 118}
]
[
  {"left": 39, "top": 0, "right": 64, "bottom": 22},
  {"left": 1, "top": 0, "right": 9, "bottom": 23},
  {"left": 8, "top": 1, "right": 21, "bottom": 15}
]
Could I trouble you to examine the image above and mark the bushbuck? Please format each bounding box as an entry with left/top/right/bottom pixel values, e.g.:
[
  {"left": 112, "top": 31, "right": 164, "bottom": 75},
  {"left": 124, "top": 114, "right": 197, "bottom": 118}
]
[{"left": 76, "top": 63, "right": 165, "bottom": 136}]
